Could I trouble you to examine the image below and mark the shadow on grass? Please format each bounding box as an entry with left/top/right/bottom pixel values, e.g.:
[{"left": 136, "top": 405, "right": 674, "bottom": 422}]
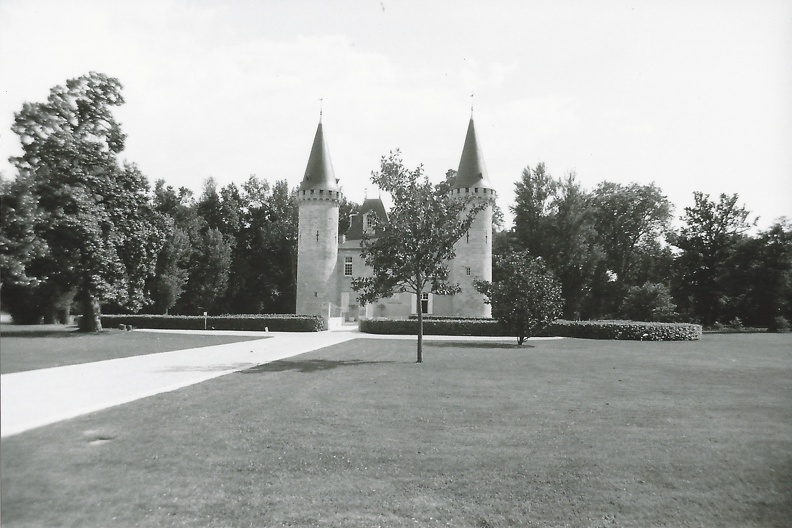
[
  {"left": 424, "top": 341, "right": 532, "bottom": 349},
  {"left": 240, "top": 359, "right": 396, "bottom": 374},
  {"left": 0, "top": 325, "right": 83, "bottom": 338}
]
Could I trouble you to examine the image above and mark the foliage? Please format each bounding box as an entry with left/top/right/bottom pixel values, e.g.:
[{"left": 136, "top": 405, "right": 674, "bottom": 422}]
[
  {"left": 620, "top": 282, "right": 678, "bottom": 322},
  {"left": 176, "top": 228, "right": 233, "bottom": 315},
  {"left": 670, "top": 192, "right": 754, "bottom": 325},
  {"left": 147, "top": 223, "right": 191, "bottom": 314},
  {"left": 509, "top": 166, "right": 604, "bottom": 319},
  {"left": 768, "top": 316, "right": 790, "bottom": 333},
  {"left": 473, "top": 251, "right": 563, "bottom": 344},
  {"left": 591, "top": 182, "right": 673, "bottom": 313},
  {"left": 592, "top": 182, "right": 673, "bottom": 283},
  {"left": 722, "top": 218, "right": 792, "bottom": 326},
  {"left": 98, "top": 314, "right": 323, "bottom": 332},
  {"left": 351, "top": 150, "right": 485, "bottom": 362},
  {"left": 0, "top": 175, "right": 46, "bottom": 285},
  {"left": 541, "top": 320, "right": 702, "bottom": 341},
  {"left": 359, "top": 317, "right": 505, "bottom": 336},
  {"left": 4, "top": 72, "right": 167, "bottom": 331}
]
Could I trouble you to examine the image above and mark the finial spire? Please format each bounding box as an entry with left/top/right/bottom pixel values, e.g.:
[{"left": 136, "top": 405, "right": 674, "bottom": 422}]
[
  {"left": 470, "top": 92, "right": 474, "bottom": 117},
  {"left": 319, "top": 97, "right": 323, "bottom": 121}
]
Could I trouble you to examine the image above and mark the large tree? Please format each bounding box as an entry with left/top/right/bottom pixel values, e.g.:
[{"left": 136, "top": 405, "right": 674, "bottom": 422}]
[
  {"left": 724, "top": 218, "right": 792, "bottom": 326},
  {"left": 5, "top": 72, "right": 166, "bottom": 330},
  {"left": 510, "top": 166, "right": 603, "bottom": 319},
  {"left": 591, "top": 181, "right": 673, "bottom": 314},
  {"left": 351, "top": 151, "right": 484, "bottom": 363},
  {"left": 670, "top": 192, "right": 754, "bottom": 325},
  {"left": 474, "top": 251, "right": 563, "bottom": 345},
  {"left": 511, "top": 163, "right": 556, "bottom": 256},
  {"left": 592, "top": 182, "right": 673, "bottom": 284}
]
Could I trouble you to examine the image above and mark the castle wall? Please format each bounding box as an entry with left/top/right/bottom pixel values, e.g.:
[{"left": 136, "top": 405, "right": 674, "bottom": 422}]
[
  {"left": 296, "top": 200, "right": 339, "bottom": 320},
  {"left": 450, "top": 193, "right": 493, "bottom": 317}
]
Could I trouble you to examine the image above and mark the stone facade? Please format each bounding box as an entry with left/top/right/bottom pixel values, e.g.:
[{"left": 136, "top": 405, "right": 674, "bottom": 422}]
[{"left": 296, "top": 116, "right": 495, "bottom": 323}]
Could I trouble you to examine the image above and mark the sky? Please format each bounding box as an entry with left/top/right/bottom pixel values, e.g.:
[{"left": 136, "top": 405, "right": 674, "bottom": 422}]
[{"left": 1, "top": 0, "right": 790, "bottom": 230}]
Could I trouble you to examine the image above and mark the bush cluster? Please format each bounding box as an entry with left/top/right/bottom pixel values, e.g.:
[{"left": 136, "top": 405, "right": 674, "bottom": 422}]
[
  {"left": 99, "top": 314, "right": 324, "bottom": 332},
  {"left": 360, "top": 317, "right": 506, "bottom": 336},
  {"left": 540, "top": 320, "right": 702, "bottom": 341}
]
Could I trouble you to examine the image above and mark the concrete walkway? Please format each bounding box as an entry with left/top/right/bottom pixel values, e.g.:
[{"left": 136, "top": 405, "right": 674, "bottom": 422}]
[
  {"left": 1, "top": 329, "right": 358, "bottom": 438},
  {"left": 1, "top": 328, "right": 550, "bottom": 438}
]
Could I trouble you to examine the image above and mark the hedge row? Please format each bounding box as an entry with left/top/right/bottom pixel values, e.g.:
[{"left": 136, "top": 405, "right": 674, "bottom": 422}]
[
  {"left": 99, "top": 314, "right": 324, "bottom": 332},
  {"left": 407, "top": 315, "right": 495, "bottom": 321},
  {"left": 360, "top": 317, "right": 506, "bottom": 336},
  {"left": 540, "top": 320, "right": 702, "bottom": 341},
  {"left": 360, "top": 318, "right": 702, "bottom": 341}
]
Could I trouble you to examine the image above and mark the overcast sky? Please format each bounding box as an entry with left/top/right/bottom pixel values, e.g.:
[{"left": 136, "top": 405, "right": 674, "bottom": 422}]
[{"left": 1, "top": 0, "right": 790, "bottom": 229}]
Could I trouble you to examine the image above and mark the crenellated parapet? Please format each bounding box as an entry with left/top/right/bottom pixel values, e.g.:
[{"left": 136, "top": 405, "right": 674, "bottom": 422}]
[
  {"left": 450, "top": 186, "right": 497, "bottom": 204},
  {"left": 297, "top": 187, "right": 344, "bottom": 203}
]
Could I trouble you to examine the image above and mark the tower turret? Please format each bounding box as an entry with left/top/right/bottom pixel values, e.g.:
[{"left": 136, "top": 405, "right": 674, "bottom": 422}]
[
  {"left": 295, "top": 119, "right": 342, "bottom": 323},
  {"left": 451, "top": 117, "right": 495, "bottom": 317}
]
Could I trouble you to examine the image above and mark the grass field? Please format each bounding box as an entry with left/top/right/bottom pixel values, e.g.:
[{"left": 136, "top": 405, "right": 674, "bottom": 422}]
[
  {"left": 2, "top": 333, "right": 791, "bottom": 527},
  {"left": 0, "top": 324, "right": 267, "bottom": 374}
]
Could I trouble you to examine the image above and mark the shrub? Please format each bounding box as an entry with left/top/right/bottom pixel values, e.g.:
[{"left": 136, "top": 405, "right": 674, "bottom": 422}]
[
  {"left": 362, "top": 318, "right": 701, "bottom": 341},
  {"left": 768, "top": 316, "right": 790, "bottom": 333},
  {"left": 99, "top": 314, "right": 324, "bottom": 332},
  {"left": 729, "top": 317, "right": 744, "bottom": 331},
  {"left": 540, "top": 320, "right": 702, "bottom": 341},
  {"left": 360, "top": 318, "right": 506, "bottom": 336},
  {"left": 474, "top": 251, "right": 563, "bottom": 344},
  {"left": 620, "top": 282, "right": 678, "bottom": 322}
]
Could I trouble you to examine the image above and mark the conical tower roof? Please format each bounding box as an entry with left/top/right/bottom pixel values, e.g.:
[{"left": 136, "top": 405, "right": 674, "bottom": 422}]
[
  {"left": 454, "top": 117, "right": 492, "bottom": 189},
  {"left": 300, "top": 120, "right": 339, "bottom": 192}
]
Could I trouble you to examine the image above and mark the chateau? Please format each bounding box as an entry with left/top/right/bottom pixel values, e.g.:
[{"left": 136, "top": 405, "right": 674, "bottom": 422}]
[{"left": 295, "top": 115, "right": 496, "bottom": 324}]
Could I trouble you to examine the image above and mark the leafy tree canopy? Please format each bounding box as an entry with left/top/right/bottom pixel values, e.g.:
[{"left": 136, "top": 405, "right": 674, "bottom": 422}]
[
  {"left": 3, "top": 72, "right": 167, "bottom": 330},
  {"left": 474, "top": 251, "right": 563, "bottom": 345},
  {"left": 352, "top": 150, "right": 485, "bottom": 362}
]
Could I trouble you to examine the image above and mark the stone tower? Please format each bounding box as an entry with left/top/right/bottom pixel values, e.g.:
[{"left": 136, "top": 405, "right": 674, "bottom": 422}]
[
  {"left": 450, "top": 117, "right": 495, "bottom": 317},
  {"left": 295, "top": 119, "right": 342, "bottom": 321}
]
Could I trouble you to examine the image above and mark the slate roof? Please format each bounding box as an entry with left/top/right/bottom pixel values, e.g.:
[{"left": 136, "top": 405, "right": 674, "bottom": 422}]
[
  {"left": 454, "top": 117, "right": 492, "bottom": 189},
  {"left": 345, "top": 197, "right": 388, "bottom": 241},
  {"left": 300, "top": 121, "right": 339, "bottom": 192}
]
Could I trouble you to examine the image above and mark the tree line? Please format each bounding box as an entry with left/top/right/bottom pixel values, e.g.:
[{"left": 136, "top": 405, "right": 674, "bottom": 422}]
[
  {"left": 1, "top": 73, "right": 790, "bottom": 330},
  {"left": 500, "top": 163, "right": 791, "bottom": 329}
]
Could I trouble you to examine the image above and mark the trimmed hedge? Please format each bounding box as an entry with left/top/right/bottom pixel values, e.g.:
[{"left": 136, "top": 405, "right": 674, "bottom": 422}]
[
  {"left": 361, "top": 318, "right": 702, "bottom": 341},
  {"left": 540, "top": 320, "right": 702, "bottom": 341},
  {"left": 360, "top": 317, "right": 506, "bottom": 336},
  {"left": 407, "top": 315, "right": 494, "bottom": 321},
  {"left": 99, "top": 314, "right": 324, "bottom": 332}
]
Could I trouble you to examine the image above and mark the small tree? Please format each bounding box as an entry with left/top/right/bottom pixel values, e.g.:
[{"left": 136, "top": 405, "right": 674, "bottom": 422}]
[
  {"left": 351, "top": 151, "right": 484, "bottom": 363},
  {"left": 620, "top": 282, "right": 678, "bottom": 322},
  {"left": 474, "top": 251, "right": 563, "bottom": 345}
]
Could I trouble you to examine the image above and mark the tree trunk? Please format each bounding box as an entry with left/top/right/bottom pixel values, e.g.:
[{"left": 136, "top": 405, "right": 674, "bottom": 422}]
[
  {"left": 518, "top": 335, "right": 525, "bottom": 346},
  {"left": 416, "top": 291, "right": 424, "bottom": 363},
  {"left": 78, "top": 292, "right": 102, "bottom": 332}
]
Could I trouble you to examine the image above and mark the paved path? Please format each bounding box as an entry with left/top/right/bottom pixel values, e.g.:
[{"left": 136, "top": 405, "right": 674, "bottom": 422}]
[
  {"left": 1, "top": 328, "right": 548, "bottom": 438},
  {"left": 1, "top": 329, "right": 358, "bottom": 438}
]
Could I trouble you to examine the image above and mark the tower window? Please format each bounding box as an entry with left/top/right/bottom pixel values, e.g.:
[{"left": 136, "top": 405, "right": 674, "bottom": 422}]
[
  {"left": 344, "top": 256, "right": 353, "bottom": 276},
  {"left": 465, "top": 266, "right": 471, "bottom": 276},
  {"left": 421, "top": 292, "right": 429, "bottom": 314}
]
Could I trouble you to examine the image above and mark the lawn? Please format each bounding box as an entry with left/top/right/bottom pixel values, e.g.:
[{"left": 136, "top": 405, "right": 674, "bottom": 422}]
[
  {"left": 2, "top": 334, "right": 791, "bottom": 527},
  {"left": 0, "top": 324, "right": 267, "bottom": 374}
]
